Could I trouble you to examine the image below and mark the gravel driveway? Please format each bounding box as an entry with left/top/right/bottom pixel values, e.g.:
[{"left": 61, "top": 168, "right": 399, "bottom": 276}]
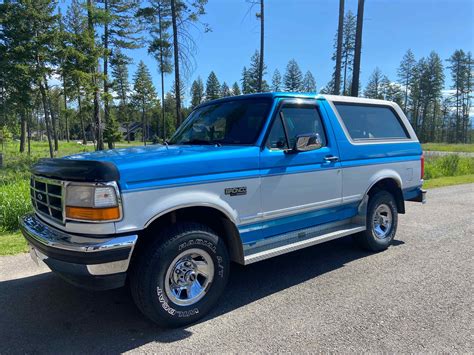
[{"left": 0, "top": 184, "right": 473, "bottom": 353}]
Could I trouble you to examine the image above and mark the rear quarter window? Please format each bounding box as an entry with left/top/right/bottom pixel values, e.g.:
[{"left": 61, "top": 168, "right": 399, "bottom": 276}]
[{"left": 334, "top": 103, "right": 410, "bottom": 141}]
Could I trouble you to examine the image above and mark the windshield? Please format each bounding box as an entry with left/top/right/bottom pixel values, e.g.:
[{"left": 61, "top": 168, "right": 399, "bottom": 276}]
[{"left": 169, "top": 98, "right": 272, "bottom": 145}]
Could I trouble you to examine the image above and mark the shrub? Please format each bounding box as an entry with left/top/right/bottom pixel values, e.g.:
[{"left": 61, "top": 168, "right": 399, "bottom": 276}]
[{"left": 424, "top": 155, "right": 474, "bottom": 180}]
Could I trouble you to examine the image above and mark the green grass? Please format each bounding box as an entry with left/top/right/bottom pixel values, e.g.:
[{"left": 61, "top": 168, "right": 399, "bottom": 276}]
[
  {"left": 424, "top": 155, "right": 474, "bottom": 180},
  {"left": 422, "top": 143, "right": 474, "bottom": 153},
  {"left": 424, "top": 174, "right": 474, "bottom": 189},
  {"left": 0, "top": 231, "right": 28, "bottom": 256}
]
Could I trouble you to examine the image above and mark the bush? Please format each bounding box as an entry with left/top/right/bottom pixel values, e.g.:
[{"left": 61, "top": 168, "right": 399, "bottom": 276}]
[
  {"left": 424, "top": 155, "right": 474, "bottom": 180},
  {"left": 0, "top": 180, "right": 31, "bottom": 231}
]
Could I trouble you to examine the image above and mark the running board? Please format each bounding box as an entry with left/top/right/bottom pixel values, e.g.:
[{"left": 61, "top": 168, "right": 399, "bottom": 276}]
[{"left": 243, "top": 223, "right": 366, "bottom": 265}]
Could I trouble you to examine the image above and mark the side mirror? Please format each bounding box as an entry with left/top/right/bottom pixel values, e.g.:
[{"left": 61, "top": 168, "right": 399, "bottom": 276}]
[{"left": 292, "top": 133, "right": 322, "bottom": 153}]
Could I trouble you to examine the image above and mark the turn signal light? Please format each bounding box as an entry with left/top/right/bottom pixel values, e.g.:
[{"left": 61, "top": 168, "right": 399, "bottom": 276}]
[{"left": 66, "top": 206, "right": 120, "bottom": 221}]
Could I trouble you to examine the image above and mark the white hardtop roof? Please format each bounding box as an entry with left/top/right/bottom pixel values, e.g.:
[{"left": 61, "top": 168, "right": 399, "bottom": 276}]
[{"left": 318, "top": 94, "right": 397, "bottom": 107}]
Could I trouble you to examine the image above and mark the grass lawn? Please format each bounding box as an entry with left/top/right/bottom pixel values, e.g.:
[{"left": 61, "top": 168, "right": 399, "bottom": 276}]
[
  {"left": 423, "top": 174, "right": 474, "bottom": 189},
  {"left": 0, "top": 231, "right": 28, "bottom": 256},
  {"left": 422, "top": 143, "right": 474, "bottom": 153}
]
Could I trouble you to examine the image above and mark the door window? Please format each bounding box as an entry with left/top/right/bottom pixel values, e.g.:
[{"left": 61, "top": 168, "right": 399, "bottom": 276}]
[{"left": 266, "top": 104, "right": 327, "bottom": 150}]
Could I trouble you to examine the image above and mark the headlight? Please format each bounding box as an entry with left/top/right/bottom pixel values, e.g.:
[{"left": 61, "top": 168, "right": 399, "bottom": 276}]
[{"left": 65, "top": 183, "right": 121, "bottom": 222}]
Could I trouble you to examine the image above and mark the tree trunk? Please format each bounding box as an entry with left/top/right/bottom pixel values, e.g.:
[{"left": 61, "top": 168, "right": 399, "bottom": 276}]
[
  {"left": 351, "top": 0, "right": 365, "bottom": 97},
  {"left": 257, "top": 0, "right": 264, "bottom": 92},
  {"left": 62, "top": 74, "right": 69, "bottom": 142},
  {"left": 343, "top": 54, "right": 348, "bottom": 94},
  {"left": 87, "top": 0, "right": 104, "bottom": 151},
  {"left": 103, "top": 0, "right": 113, "bottom": 149},
  {"left": 38, "top": 79, "right": 54, "bottom": 158},
  {"left": 170, "top": 0, "right": 182, "bottom": 125},
  {"left": 403, "top": 76, "right": 409, "bottom": 112},
  {"left": 77, "top": 90, "right": 87, "bottom": 145},
  {"left": 334, "top": 0, "right": 344, "bottom": 95},
  {"left": 27, "top": 110, "right": 31, "bottom": 155},
  {"left": 158, "top": 4, "right": 166, "bottom": 141},
  {"left": 142, "top": 103, "right": 146, "bottom": 146},
  {"left": 43, "top": 75, "right": 59, "bottom": 151},
  {"left": 19, "top": 110, "right": 26, "bottom": 153}
]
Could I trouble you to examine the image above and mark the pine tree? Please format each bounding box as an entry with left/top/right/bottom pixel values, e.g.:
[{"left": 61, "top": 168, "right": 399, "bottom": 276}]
[
  {"left": 64, "top": 0, "right": 93, "bottom": 145},
  {"left": 170, "top": 0, "right": 209, "bottom": 125},
  {"left": 190, "top": 77, "right": 205, "bottom": 108},
  {"left": 272, "top": 69, "right": 282, "bottom": 91},
  {"left": 410, "top": 52, "right": 444, "bottom": 141},
  {"left": 246, "top": 50, "right": 267, "bottom": 93},
  {"left": 364, "top": 68, "right": 384, "bottom": 99},
  {"left": 1, "top": 1, "right": 60, "bottom": 156},
  {"left": 283, "top": 59, "right": 303, "bottom": 92},
  {"left": 220, "top": 82, "right": 232, "bottom": 97},
  {"left": 85, "top": 0, "right": 105, "bottom": 150},
  {"left": 397, "top": 49, "right": 416, "bottom": 111},
  {"left": 137, "top": 0, "right": 173, "bottom": 140},
  {"left": 206, "top": 72, "right": 220, "bottom": 101},
  {"left": 232, "top": 82, "right": 241, "bottom": 96},
  {"left": 447, "top": 49, "right": 470, "bottom": 142},
  {"left": 302, "top": 71, "right": 317, "bottom": 93},
  {"left": 241, "top": 67, "right": 251, "bottom": 94},
  {"left": 110, "top": 48, "right": 131, "bottom": 141},
  {"left": 341, "top": 11, "right": 356, "bottom": 94},
  {"left": 132, "top": 61, "right": 157, "bottom": 144},
  {"left": 102, "top": 0, "right": 141, "bottom": 148},
  {"left": 171, "top": 79, "right": 186, "bottom": 108},
  {"left": 384, "top": 81, "right": 404, "bottom": 107}
]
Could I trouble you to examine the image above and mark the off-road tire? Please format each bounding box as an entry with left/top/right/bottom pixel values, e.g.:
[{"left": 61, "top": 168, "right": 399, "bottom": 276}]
[
  {"left": 130, "top": 222, "right": 229, "bottom": 328},
  {"left": 354, "top": 190, "right": 398, "bottom": 252}
]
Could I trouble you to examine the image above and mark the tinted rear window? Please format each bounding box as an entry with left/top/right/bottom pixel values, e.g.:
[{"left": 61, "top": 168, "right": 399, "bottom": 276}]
[{"left": 334, "top": 103, "right": 409, "bottom": 140}]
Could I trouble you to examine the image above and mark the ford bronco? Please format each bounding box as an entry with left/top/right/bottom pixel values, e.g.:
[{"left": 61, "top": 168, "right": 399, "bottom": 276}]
[{"left": 20, "top": 93, "right": 426, "bottom": 327}]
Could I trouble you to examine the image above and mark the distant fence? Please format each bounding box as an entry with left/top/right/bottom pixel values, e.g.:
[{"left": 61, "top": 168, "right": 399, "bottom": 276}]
[{"left": 424, "top": 151, "right": 474, "bottom": 158}]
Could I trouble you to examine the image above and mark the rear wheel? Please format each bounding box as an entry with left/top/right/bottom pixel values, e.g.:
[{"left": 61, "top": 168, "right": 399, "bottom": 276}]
[
  {"left": 130, "top": 223, "right": 229, "bottom": 328},
  {"left": 354, "top": 190, "right": 398, "bottom": 252}
]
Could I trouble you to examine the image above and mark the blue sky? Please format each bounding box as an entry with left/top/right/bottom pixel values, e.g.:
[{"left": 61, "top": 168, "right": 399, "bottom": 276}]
[{"left": 70, "top": 0, "right": 474, "bottom": 100}]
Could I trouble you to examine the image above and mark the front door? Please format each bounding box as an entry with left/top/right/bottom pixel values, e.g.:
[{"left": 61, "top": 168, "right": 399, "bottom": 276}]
[{"left": 258, "top": 99, "right": 344, "bottom": 238}]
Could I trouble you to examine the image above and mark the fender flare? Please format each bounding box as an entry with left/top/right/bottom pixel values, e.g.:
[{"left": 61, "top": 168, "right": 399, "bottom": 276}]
[{"left": 143, "top": 191, "right": 239, "bottom": 229}]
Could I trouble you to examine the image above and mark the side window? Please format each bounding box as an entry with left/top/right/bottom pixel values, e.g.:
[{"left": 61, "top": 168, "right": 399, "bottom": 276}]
[
  {"left": 334, "top": 103, "right": 409, "bottom": 140},
  {"left": 266, "top": 104, "right": 327, "bottom": 150},
  {"left": 266, "top": 115, "right": 288, "bottom": 149}
]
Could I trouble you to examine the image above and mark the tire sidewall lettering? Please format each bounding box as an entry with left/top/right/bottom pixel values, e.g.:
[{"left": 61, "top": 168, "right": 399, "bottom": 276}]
[{"left": 179, "top": 238, "right": 216, "bottom": 253}]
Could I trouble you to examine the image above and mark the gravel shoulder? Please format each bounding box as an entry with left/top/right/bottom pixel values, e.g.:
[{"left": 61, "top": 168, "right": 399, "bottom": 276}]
[{"left": 0, "top": 184, "right": 473, "bottom": 353}]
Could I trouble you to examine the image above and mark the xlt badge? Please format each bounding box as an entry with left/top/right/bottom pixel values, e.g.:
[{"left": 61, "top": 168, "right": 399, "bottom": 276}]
[{"left": 225, "top": 186, "right": 247, "bottom": 196}]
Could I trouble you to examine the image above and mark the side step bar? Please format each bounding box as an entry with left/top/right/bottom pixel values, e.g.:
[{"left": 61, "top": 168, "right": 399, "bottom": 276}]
[{"left": 243, "top": 223, "right": 366, "bottom": 265}]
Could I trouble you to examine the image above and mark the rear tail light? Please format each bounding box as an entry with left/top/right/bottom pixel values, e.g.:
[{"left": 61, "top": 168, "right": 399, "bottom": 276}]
[{"left": 421, "top": 154, "right": 425, "bottom": 180}]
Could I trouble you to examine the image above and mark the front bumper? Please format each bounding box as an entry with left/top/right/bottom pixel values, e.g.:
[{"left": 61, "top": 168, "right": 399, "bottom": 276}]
[{"left": 19, "top": 213, "right": 137, "bottom": 290}]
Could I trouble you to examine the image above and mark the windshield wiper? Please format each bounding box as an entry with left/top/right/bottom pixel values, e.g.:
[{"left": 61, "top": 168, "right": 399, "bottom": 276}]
[{"left": 181, "top": 139, "right": 222, "bottom": 146}]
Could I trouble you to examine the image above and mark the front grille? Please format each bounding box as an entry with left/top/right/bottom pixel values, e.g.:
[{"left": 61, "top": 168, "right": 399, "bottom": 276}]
[{"left": 30, "top": 176, "right": 64, "bottom": 223}]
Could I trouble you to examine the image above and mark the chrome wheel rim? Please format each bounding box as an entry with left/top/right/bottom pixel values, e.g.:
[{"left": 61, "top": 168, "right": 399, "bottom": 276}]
[
  {"left": 373, "top": 204, "right": 393, "bottom": 239},
  {"left": 164, "top": 248, "right": 215, "bottom": 306}
]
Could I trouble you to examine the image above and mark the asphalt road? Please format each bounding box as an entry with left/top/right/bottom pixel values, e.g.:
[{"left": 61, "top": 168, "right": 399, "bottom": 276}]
[{"left": 1, "top": 184, "right": 473, "bottom": 353}]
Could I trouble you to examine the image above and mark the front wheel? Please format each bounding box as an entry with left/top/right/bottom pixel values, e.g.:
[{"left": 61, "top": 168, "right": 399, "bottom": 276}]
[
  {"left": 130, "top": 223, "right": 229, "bottom": 328},
  {"left": 354, "top": 190, "right": 398, "bottom": 252}
]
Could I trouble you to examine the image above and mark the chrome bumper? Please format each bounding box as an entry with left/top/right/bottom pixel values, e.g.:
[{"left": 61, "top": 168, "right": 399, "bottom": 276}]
[{"left": 20, "top": 213, "right": 137, "bottom": 280}]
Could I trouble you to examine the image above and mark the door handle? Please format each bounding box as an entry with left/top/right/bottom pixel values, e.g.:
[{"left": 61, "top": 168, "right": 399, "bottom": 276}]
[{"left": 324, "top": 155, "right": 339, "bottom": 162}]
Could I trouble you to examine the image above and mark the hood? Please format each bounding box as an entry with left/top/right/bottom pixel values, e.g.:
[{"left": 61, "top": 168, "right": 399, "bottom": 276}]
[{"left": 65, "top": 144, "right": 260, "bottom": 191}]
